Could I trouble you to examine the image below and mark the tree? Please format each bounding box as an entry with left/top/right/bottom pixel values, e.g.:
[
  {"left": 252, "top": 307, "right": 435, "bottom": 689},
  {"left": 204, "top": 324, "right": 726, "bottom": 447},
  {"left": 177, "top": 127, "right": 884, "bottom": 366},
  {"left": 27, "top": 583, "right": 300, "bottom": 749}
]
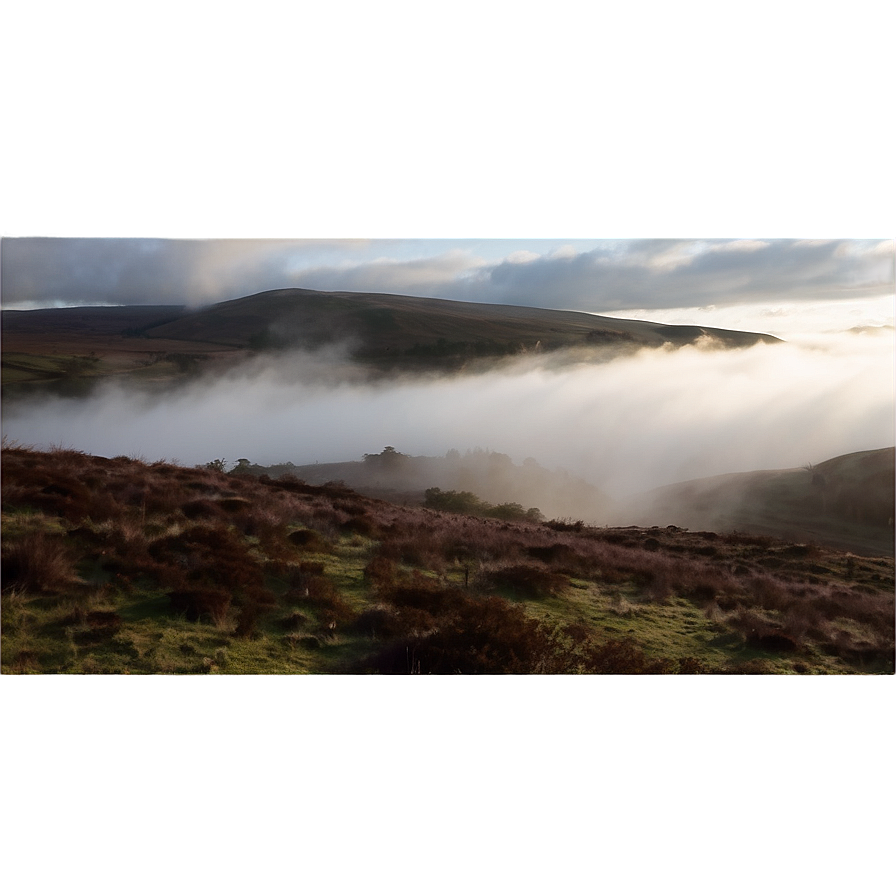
[{"left": 363, "top": 446, "right": 408, "bottom": 470}]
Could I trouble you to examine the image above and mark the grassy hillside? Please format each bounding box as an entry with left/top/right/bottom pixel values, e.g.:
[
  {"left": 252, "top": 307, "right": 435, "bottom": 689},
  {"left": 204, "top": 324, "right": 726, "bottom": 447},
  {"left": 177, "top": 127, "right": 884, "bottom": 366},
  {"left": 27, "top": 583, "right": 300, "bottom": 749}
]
[
  {"left": 1, "top": 305, "right": 245, "bottom": 399},
  {"left": 140, "top": 288, "right": 780, "bottom": 358},
  {"left": 629, "top": 448, "right": 895, "bottom": 558},
  {"left": 2, "top": 444, "right": 892, "bottom": 674},
  {"left": 1, "top": 288, "right": 781, "bottom": 398}
]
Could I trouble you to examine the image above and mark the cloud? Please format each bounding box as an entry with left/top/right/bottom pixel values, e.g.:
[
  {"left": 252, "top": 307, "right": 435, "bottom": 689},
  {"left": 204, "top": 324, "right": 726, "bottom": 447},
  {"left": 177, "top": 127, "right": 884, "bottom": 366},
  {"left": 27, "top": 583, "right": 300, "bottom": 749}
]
[
  {"left": 445, "top": 239, "right": 894, "bottom": 311},
  {"left": 0, "top": 238, "right": 379, "bottom": 308},
  {"left": 285, "top": 249, "right": 486, "bottom": 297},
  {"left": 1, "top": 238, "right": 892, "bottom": 315}
]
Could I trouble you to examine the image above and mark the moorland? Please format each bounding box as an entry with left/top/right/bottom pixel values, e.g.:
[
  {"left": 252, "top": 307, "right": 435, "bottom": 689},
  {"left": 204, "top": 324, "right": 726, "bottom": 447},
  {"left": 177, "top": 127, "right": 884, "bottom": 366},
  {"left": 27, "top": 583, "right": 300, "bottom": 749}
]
[
  {"left": 1, "top": 287, "right": 780, "bottom": 400},
  {"left": 2, "top": 443, "right": 893, "bottom": 674},
  {"left": 2, "top": 289, "right": 891, "bottom": 674}
]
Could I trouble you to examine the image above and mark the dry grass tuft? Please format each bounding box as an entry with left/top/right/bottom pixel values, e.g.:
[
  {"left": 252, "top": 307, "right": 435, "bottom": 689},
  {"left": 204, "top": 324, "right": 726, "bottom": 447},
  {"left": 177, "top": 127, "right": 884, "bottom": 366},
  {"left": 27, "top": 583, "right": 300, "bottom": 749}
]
[{"left": 1, "top": 531, "right": 79, "bottom": 593}]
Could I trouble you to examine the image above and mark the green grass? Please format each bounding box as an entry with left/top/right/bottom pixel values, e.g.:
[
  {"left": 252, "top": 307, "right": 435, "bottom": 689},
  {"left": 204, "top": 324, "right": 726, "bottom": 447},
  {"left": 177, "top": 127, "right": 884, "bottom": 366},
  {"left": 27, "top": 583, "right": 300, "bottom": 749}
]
[{"left": 3, "top": 446, "right": 892, "bottom": 674}]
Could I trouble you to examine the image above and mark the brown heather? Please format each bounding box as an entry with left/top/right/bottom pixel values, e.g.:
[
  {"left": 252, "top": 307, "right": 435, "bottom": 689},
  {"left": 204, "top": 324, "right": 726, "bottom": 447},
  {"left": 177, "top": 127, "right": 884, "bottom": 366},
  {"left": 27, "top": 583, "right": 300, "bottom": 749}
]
[{"left": 1, "top": 443, "right": 893, "bottom": 673}]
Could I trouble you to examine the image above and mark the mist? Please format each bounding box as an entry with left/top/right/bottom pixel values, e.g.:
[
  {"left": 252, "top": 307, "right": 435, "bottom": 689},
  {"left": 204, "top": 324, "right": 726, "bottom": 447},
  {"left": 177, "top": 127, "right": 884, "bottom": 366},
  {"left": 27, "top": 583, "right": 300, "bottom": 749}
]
[{"left": 3, "top": 327, "right": 893, "bottom": 517}]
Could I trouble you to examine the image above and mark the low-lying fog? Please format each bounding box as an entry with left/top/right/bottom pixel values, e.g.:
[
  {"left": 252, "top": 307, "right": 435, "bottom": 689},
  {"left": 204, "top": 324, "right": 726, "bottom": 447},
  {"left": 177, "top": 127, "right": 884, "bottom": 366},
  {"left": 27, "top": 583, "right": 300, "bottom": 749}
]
[{"left": 3, "top": 326, "right": 893, "bottom": 515}]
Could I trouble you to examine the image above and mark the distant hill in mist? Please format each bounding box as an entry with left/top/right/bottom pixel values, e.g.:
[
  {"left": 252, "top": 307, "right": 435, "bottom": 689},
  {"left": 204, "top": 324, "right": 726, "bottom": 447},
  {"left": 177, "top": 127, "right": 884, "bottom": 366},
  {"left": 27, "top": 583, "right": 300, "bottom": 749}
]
[
  {"left": 1, "top": 287, "right": 781, "bottom": 398},
  {"left": 627, "top": 447, "right": 895, "bottom": 557},
  {"left": 239, "top": 447, "right": 615, "bottom": 524},
  {"left": 234, "top": 445, "right": 894, "bottom": 558}
]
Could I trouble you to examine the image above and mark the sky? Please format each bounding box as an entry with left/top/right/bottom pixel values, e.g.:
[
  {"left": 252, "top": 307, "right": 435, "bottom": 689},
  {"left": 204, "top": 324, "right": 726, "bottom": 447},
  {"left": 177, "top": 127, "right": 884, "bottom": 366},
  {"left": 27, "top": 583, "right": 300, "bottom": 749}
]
[
  {"left": 2, "top": 237, "right": 893, "bottom": 336},
  {"left": 4, "top": 0, "right": 894, "bottom": 334}
]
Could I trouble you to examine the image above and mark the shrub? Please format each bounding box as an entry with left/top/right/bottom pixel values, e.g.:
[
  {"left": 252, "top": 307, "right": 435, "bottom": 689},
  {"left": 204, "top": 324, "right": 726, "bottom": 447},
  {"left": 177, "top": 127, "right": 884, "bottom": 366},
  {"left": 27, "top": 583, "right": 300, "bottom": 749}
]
[
  {"left": 347, "top": 606, "right": 406, "bottom": 640},
  {"left": 149, "top": 524, "right": 264, "bottom": 597},
  {"left": 169, "top": 587, "right": 231, "bottom": 625},
  {"left": 341, "top": 514, "right": 379, "bottom": 537},
  {"left": 287, "top": 528, "right": 331, "bottom": 552},
  {"left": 561, "top": 622, "right": 591, "bottom": 644},
  {"left": 182, "top": 498, "right": 223, "bottom": 520},
  {"left": 363, "top": 554, "right": 398, "bottom": 587},
  {"left": 581, "top": 638, "right": 674, "bottom": 674},
  {"left": 525, "top": 543, "right": 587, "bottom": 573},
  {"left": 355, "top": 595, "right": 563, "bottom": 674},
  {"left": 546, "top": 519, "right": 585, "bottom": 533},
  {"left": 1, "top": 531, "right": 78, "bottom": 593},
  {"left": 380, "top": 576, "right": 467, "bottom": 616},
  {"left": 678, "top": 657, "right": 710, "bottom": 674},
  {"left": 487, "top": 503, "right": 543, "bottom": 523},
  {"left": 423, "top": 488, "right": 485, "bottom": 515},
  {"left": 234, "top": 601, "right": 259, "bottom": 638},
  {"left": 296, "top": 576, "right": 357, "bottom": 630},
  {"left": 72, "top": 611, "right": 124, "bottom": 646},
  {"left": 480, "top": 564, "right": 569, "bottom": 600},
  {"left": 278, "top": 611, "right": 309, "bottom": 631}
]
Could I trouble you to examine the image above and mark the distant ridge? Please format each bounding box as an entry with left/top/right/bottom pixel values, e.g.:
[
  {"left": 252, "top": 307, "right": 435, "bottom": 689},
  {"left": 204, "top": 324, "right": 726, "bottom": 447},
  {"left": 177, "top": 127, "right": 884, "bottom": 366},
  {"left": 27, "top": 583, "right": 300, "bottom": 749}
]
[
  {"left": 1, "top": 287, "right": 782, "bottom": 397},
  {"left": 628, "top": 447, "right": 895, "bottom": 557},
  {"left": 141, "top": 287, "right": 782, "bottom": 358}
]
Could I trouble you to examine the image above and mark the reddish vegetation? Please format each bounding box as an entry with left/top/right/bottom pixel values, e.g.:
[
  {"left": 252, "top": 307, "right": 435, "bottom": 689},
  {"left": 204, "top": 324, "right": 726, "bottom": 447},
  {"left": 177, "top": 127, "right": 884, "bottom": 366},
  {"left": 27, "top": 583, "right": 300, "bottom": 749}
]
[{"left": 2, "top": 443, "right": 893, "bottom": 673}]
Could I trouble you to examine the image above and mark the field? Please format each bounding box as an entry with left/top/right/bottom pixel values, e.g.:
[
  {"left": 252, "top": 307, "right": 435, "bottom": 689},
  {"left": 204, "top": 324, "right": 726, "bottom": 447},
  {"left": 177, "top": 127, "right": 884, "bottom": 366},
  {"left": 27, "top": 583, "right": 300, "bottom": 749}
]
[{"left": 3, "top": 443, "right": 892, "bottom": 674}]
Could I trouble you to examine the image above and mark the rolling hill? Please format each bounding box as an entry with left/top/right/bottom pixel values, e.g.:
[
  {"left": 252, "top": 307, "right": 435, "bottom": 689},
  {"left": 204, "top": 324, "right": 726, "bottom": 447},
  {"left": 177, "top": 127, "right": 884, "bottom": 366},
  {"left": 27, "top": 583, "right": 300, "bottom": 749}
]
[
  {"left": 627, "top": 447, "right": 895, "bottom": 557},
  {"left": 138, "top": 287, "right": 780, "bottom": 357},
  {"left": 1, "top": 288, "right": 781, "bottom": 398}
]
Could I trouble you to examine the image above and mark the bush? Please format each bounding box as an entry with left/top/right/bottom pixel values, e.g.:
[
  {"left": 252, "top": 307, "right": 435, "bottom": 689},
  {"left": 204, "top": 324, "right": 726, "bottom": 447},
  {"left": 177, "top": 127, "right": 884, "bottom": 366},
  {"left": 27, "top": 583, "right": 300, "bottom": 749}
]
[
  {"left": 424, "top": 488, "right": 485, "bottom": 515},
  {"left": 480, "top": 564, "right": 569, "bottom": 600},
  {"left": 287, "top": 528, "right": 331, "bottom": 552},
  {"left": 182, "top": 498, "right": 223, "bottom": 520},
  {"left": 355, "top": 596, "right": 563, "bottom": 674},
  {"left": 347, "top": 606, "right": 406, "bottom": 640},
  {"left": 581, "top": 638, "right": 674, "bottom": 674},
  {"left": 234, "top": 601, "right": 259, "bottom": 638},
  {"left": 278, "top": 611, "right": 309, "bottom": 631},
  {"left": 295, "top": 575, "right": 357, "bottom": 631},
  {"left": 169, "top": 587, "right": 231, "bottom": 625},
  {"left": 363, "top": 554, "right": 398, "bottom": 587},
  {"left": 1, "top": 531, "right": 77, "bottom": 593}
]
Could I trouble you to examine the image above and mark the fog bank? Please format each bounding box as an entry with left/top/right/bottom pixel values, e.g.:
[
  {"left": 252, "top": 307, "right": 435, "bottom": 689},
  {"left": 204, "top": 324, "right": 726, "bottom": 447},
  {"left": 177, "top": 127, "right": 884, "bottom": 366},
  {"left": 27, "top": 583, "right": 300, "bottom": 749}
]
[{"left": 3, "top": 328, "right": 893, "bottom": 503}]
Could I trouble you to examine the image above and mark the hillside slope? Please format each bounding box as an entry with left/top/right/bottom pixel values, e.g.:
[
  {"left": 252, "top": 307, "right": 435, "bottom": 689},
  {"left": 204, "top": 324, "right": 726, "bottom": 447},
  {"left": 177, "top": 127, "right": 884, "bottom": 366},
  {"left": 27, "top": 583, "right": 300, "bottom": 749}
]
[
  {"left": 628, "top": 447, "right": 895, "bottom": 557},
  {"left": 2, "top": 445, "right": 892, "bottom": 674},
  {"left": 141, "top": 288, "right": 780, "bottom": 358},
  {"left": 2, "top": 288, "right": 781, "bottom": 397}
]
